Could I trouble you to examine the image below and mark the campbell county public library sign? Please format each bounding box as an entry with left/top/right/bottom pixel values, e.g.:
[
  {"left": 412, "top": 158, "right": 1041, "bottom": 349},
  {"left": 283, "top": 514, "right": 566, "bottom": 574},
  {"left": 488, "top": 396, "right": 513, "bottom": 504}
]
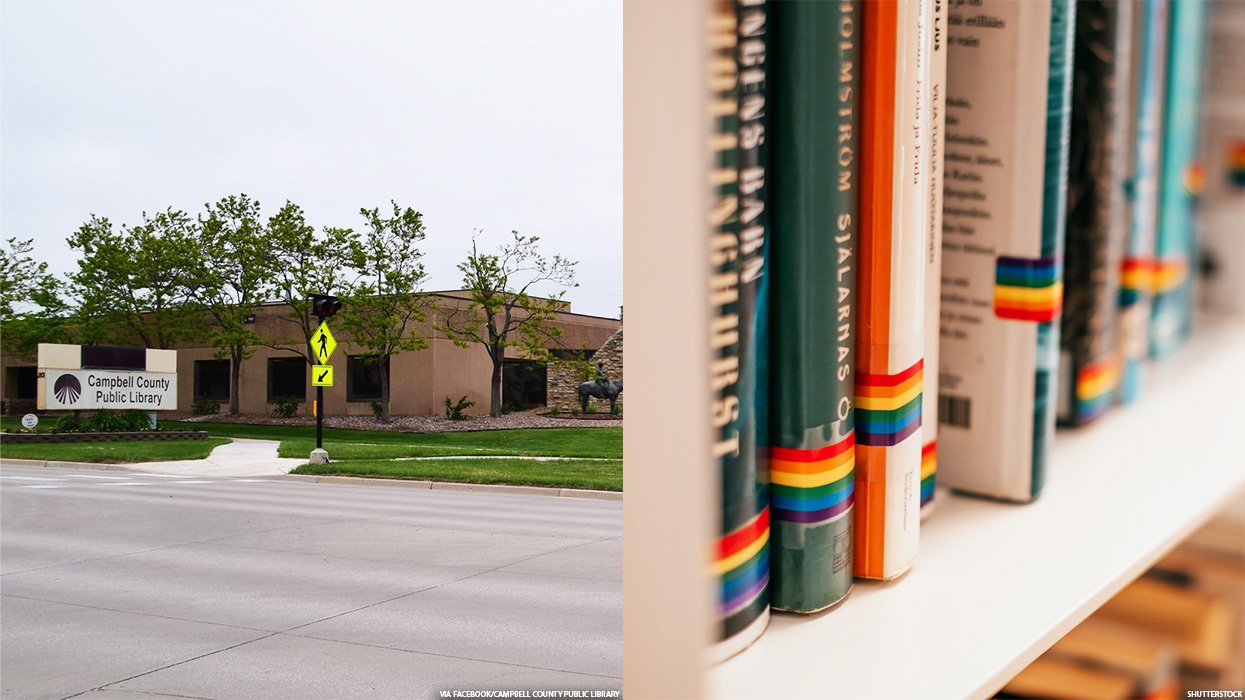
[{"left": 37, "top": 344, "right": 178, "bottom": 411}]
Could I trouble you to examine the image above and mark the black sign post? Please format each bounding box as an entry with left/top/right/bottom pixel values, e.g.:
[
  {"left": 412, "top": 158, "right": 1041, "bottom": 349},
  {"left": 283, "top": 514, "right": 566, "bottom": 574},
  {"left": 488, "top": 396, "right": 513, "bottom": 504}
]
[
  {"left": 309, "top": 294, "right": 342, "bottom": 463},
  {"left": 316, "top": 384, "right": 324, "bottom": 450}
]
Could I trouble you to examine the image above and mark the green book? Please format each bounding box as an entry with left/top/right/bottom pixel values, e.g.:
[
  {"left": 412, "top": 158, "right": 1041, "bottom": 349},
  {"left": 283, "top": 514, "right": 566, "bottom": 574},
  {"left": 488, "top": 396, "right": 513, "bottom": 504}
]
[{"left": 766, "top": 0, "right": 859, "bottom": 614}]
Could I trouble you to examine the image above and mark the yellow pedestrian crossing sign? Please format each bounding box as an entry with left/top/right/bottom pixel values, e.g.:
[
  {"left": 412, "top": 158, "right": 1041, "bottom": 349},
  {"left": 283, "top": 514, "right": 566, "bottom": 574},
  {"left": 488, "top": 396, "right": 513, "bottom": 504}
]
[
  {"left": 313, "top": 322, "right": 337, "bottom": 364},
  {"left": 312, "top": 365, "right": 334, "bottom": 387}
]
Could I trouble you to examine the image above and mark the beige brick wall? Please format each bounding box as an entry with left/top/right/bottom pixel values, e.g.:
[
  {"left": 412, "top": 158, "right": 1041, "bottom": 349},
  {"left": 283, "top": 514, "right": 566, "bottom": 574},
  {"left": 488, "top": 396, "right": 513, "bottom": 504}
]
[{"left": 548, "top": 327, "right": 623, "bottom": 413}]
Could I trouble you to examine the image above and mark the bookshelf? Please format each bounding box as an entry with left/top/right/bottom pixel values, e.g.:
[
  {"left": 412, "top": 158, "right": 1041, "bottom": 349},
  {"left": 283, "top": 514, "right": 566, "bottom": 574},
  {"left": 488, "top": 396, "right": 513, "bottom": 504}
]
[
  {"left": 620, "top": 1, "right": 1245, "bottom": 696},
  {"left": 706, "top": 317, "right": 1245, "bottom": 699}
]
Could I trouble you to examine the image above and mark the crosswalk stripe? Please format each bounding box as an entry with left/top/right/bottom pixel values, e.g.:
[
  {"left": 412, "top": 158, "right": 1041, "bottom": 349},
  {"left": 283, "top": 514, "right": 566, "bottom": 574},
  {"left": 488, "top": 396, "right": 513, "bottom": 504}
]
[
  {"left": 66, "top": 474, "right": 129, "bottom": 480},
  {"left": 22, "top": 484, "right": 70, "bottom": 489},
  {"left": 99, "top": 482, "right": 156, "bottom": 486},
  {"left": 0, "top": 476, "right": 66, "bottom": 482}
]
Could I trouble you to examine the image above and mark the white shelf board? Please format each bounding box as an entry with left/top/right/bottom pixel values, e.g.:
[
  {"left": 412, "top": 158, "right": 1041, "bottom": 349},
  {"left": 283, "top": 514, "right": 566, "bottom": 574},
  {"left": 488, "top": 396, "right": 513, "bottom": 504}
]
[{"left": 708, "top": 317, "right": 1245, "bottom": 700}]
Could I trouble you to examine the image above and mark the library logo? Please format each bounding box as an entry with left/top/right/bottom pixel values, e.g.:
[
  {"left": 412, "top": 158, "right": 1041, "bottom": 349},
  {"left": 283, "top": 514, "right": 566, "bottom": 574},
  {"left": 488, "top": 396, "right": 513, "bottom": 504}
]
[{"left": 53, "top": 374, "right": 82, "bottom": 405}]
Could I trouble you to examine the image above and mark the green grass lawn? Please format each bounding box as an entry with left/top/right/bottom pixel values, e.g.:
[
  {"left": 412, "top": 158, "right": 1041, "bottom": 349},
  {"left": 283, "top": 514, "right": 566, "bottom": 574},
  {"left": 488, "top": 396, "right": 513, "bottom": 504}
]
[
  {"left": 2, "top": 415, "right": 621, "bottom": 489},
  {"left": 294, "top": 457, "right": 622, "bottom": 491},
  {"left": 160, "top": 421, "right": 622, "bottom": 459},
  {"left": 0, "top": 438, "right": 230, "bottom": 464},
  {"left": 169, "top": 419, "right": 621, "bottom": 489}
]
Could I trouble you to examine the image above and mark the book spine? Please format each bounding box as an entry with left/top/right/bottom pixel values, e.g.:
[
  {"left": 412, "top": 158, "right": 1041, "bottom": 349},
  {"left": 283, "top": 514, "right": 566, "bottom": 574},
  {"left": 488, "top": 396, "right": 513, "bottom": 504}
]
[
  {"left": 767, "top": 0, "right": 858, "bottom": 613},
  {"left": 921, "top": 0, "right": 947, "bottom": 520},
  {"left": 1197, "top": 0, "right": 1245, "bottom": 315},
  {"left": 1119, "top": 0, "right": 1170, "bottom": 402},
  {"left": 1150, "top": 0, "right": 1209, "bottom": 358},
  {"left": 707, "top": 0, "right": 770, "bottom": 663},
  {"left": 1057, "top": 0, "right": 1133, "bottom": 428},
  {"left": 855, "top": 0, "right": 928, "bottom": 580},
  {"left": 1031, "top": 0, "right": 1075, "bottom": 496},
  {"left": 939, "top": 0, "right": 1053, "bottom": 503}
]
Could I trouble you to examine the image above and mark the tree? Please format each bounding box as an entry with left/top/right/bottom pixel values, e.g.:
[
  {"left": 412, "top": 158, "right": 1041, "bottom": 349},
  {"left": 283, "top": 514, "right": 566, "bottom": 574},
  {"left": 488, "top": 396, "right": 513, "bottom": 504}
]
[
  {"left": 67, "top": 211, "right": 200, "bottom": 348},
  {"left": 0, "top": 237, "right": 72, "bottom": 359},
  {"left": 439, "top": 230, "right": 578, "bottom": 417},
  {"left": 262, "top": 202, "right": 359, "bottom": 368},
  {"left": 337, "top": 202, "right": 430, "bottom": 422},
  {"left": 187, "top": 194, "right": 271, "bottom": 415}
]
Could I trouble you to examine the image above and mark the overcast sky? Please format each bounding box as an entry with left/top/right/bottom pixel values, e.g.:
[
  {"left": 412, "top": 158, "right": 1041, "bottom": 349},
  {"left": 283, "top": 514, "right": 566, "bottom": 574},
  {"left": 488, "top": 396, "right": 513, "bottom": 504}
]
[{"left": 1, "top": 0, "right": 622, "bottom": 318}]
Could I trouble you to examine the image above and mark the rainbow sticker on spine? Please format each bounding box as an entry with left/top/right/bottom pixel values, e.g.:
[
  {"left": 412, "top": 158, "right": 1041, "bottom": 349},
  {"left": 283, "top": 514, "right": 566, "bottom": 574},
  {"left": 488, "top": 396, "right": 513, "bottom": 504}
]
[
  {"left": 1075, "top": 356, "right": 1120, "bottom": 423},
  {"left": 920, "top": 441, "right": 936, "bottom": 508},
  {"left": 1229, "top": 141, "right": 1245, "bottom": 188},
  {"left": 856, "top": 361, "right": 924, "bottom": 447},
  {"left": 1152, "top": 257, "right": 1188, "bottom": 295},
  {"left": 770, "top": 437, "right": 855, "bottom": 525},
  {"left": 714, "top": 507, "right": 770, "bottom": 631},
  {"left": 994, "top": 256, "right": 1063, "bottom": 322},
  {"left": 1120, "top": 257, "right": 1154, "bottom": 307}
]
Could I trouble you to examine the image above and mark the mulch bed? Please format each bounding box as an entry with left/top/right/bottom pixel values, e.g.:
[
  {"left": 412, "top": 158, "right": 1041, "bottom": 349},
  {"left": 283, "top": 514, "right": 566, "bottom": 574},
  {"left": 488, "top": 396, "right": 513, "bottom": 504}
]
[{"left": 543, "top": 412, "right": 622, "bottom": 421}]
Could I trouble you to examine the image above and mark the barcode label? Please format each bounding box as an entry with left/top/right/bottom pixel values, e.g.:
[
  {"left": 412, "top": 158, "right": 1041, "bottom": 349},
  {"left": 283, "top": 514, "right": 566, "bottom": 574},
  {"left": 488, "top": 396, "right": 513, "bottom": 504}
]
[{"left": 939, "top": 395, "right": 971, "bottom": 428}]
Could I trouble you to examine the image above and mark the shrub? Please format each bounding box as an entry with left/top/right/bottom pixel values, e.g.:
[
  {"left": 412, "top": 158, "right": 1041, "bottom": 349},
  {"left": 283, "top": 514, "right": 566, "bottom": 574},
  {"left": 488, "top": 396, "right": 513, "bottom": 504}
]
[
  {"left": 271, "top": 398, "right": 299, "bottom": 418},
  {"left": 585, "top": 403, "right": 597, "bottom": 414},
  {"left": 120, "top": 411, "right": 153, "bottom": 431},
  {"left": 54, "top": 414, "right": 81, "bottom": 433},
  {"left": 79, "top": 411, "right": 152, "bottom": 432},
  {"left": 549, "top": 406, "right": 562, "bottom": 416},
  {"left": 369, "top": 401, "right": 384, "bottom": 418},
  {"left": 444, "top": 395, "right": 475, "bottom": 421},
  {"left": 82, "top": 412, "right": 121, "bottom": 432},
  {"left": 191, "top": 399, "right": 220, "bottom": 416},
  {"left": 570, "top": 407, "right": 581, "bottom": 417}
]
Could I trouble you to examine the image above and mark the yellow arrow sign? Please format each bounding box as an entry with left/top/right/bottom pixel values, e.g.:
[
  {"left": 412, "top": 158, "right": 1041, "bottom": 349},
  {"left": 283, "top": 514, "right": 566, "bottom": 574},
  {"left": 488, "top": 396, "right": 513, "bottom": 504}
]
[
  {"left": 311, "top": 365, "right": 334, "bottom": 387},
  {"left": 312, "top": 322, "right": 337, "bottom": 364}
]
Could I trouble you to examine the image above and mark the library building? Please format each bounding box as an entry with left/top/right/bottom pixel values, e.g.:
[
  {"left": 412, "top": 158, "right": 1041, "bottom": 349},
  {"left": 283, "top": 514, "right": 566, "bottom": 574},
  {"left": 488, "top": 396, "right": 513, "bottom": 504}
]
[{"left": 0, "top": 291, "right": 621, "bottom": 417}]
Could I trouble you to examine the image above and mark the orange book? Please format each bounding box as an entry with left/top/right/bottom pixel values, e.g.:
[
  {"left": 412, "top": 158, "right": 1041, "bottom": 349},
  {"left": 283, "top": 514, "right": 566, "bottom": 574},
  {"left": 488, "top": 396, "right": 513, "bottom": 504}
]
[{"left": 854, "top": 0, "right": 930, "bottom": 580}]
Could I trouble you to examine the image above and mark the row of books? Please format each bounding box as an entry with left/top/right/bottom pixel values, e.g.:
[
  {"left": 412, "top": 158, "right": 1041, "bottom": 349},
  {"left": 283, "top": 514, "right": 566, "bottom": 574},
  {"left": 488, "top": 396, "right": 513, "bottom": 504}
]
[{"left": 708, "top": 0, "right": 1240, "bottom": 661}]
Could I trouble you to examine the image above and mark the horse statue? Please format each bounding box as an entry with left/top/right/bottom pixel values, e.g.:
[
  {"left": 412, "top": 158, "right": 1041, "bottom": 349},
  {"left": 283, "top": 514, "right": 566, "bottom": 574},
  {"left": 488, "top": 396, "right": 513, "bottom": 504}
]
[{"left": 578, "top": 379, "right": 624, "bottom": 415}]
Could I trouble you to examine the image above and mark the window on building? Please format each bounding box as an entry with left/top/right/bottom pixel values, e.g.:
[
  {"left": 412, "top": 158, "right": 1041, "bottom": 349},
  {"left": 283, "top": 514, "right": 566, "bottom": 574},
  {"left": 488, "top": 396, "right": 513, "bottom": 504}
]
[
  {"left": 503, "top": 358, "right": 548, "bottom": 410},
  {"left": 347, "top": 355, "right": 388, "bottom": 402},
  {"left": 4, "top": 366, "right": 37, "bottom": 399},
  {"left": 267, "top": 358, "right": 306, "bottom": 402},
  {"left": 193, "top": 360, "right": 230, "bottom": 402}
]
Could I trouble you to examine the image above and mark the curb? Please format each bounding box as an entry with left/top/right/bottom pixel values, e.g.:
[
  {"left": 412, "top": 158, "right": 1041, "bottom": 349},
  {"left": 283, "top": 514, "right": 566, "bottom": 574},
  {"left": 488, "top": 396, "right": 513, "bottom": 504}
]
[
  {"left": 0, "top": 457, "right": 139, "bottom": 473},
  {"left": 275, "top": 473, "right": 623, "bottom": 501},
  {"left": 1, "top": 458, "right": 623, "bottom": 501}
]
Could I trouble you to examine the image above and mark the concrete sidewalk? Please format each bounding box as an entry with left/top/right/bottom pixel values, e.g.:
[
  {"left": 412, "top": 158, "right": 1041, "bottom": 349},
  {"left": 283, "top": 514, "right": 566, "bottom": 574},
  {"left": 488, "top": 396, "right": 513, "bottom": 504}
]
[{"left": 129, "top": 437, "right": 304, "bottom": 477}]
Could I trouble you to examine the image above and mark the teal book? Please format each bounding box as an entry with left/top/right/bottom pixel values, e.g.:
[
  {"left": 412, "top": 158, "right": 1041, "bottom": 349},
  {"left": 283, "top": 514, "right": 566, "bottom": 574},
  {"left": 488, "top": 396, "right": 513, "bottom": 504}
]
[
  {"left": 767, "top": 0, "right": 858, "bottom": 613},
  {"left": 1149, "top": 0, "right": 1209, "bottom": 358},
  {"left": 1119, "top": 0, "right": 1169, "bottom": 401},
  {"left": 1031, "top": 0, "right": 1075, "bottom": 494},
  {"left": 708, "top": 0, "right": 771, "bottom": 664}
]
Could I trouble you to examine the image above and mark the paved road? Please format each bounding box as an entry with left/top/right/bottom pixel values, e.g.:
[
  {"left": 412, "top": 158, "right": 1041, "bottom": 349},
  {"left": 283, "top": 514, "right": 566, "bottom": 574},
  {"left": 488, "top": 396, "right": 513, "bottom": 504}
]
[{"left": 0, "top": 463, "right": 621, "bottom": 699}]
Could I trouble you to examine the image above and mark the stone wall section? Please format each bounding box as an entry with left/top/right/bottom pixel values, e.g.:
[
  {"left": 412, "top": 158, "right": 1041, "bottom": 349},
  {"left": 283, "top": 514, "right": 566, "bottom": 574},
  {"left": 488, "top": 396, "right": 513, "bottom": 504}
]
[{"left": 547, "top": 327, "right": 623, "bottom": 413}]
